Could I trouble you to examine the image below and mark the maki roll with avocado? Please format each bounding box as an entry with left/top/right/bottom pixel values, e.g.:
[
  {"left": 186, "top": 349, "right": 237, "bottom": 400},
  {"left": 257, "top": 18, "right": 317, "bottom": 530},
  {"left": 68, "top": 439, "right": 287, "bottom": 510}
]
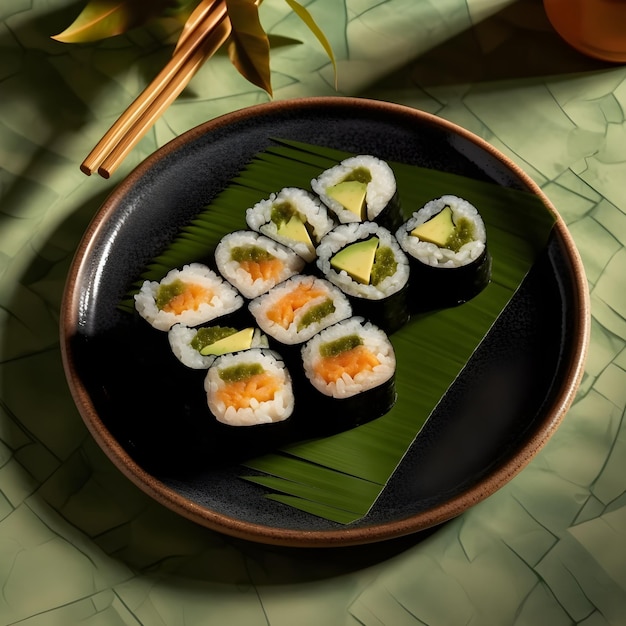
[
  {"left": 248, "top": 274, "right": 352, "bottom": 347},
  {"left": 316, "top": 222, "right": 410, "bottom": 334},
  {"left": 134, "top": 263, "right": 244, "bottom": 331},
  {"left": 300, "top": 317, "right": 396, "bottom": 435},
  {"left": 396, "top": 195, "right": 492, "bottom": 311},
  {"left": 215, "top": 230, "right": 305, "bottom": 299},
  {"left": 168, "top": 323, "right": 269, "bottom": 369},
  {"left": 245, "top": 187, "right": 335, "bottom": 263},
  {"left": 311, "top": 155, "right": 403, "bottom": 232},
  {"left": 204, "top": 349, "right": 294, "bottom": 427}
]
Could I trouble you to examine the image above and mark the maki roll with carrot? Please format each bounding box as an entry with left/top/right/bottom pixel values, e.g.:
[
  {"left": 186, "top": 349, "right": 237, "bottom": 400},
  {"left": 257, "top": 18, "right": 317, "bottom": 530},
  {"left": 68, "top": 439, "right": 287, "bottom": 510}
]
[
  {"left": 248, "top": 274, "right": 352, "bottom": 347},
  {"left": 311, "top": 155, "right": 403, "bottom": 232},
  {"left": 204, "top": 349, "right": 295, "bottom": 427},
  {"left": 300, "top": 317, "right": 396, "bottom": 435},
  {"left": 214, "top": 230, "right": 305, "bottom": 299},
  {"left": 316, "top": 222, "right": 410, "bottom": 334},
  {"left": 134, "top": 263, "right": 244, "bottom": 331},
  {"left": 396, "top": 195, "right": 492, "bottom": 311}
]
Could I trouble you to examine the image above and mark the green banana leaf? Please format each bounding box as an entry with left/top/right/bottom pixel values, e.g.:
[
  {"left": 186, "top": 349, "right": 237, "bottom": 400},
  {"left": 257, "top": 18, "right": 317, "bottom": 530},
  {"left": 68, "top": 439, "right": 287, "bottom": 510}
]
[{"left": 121, "top": 139, "right": 555, "bottom": 524}]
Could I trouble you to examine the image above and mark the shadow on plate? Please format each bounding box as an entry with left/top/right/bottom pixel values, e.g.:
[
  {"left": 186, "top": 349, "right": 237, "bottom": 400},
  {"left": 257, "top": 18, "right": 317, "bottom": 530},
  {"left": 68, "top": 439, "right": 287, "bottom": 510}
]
[{"left": 1, "top": 188, "right": 448, "bottom": 583}]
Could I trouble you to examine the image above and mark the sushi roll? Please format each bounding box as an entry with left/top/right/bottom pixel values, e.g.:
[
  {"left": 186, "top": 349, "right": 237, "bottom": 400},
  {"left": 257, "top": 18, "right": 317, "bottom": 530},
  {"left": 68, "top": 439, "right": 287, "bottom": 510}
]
[
  {"left": 300, "top": 317, "right": 396, "bottom": 434},
  {"left": 134, "top": 263, "right": 244, "bottom": 331},
  {"left": 204, "top": 349, "right": 295, "bottom": 426},
  {"left": 315, "top": 222, "right": 410, "bottom": 334},
  {"left": 214, "top": 230, "right": 305, "bottom": 299},
  {"left": 245, "top": 187, "right": 335, "bottom": 263},
  {"left": 168, "top": 323, "right": 269, "bottom": 370},
  {"left": 396, "top": 195, "right": 492, "bottom": 310},
  {"left": 311, "top": 155, "right": 403, "bottom": 232},
  {"left": 248, "top": 274, "right": 352, "bottom": 346}
]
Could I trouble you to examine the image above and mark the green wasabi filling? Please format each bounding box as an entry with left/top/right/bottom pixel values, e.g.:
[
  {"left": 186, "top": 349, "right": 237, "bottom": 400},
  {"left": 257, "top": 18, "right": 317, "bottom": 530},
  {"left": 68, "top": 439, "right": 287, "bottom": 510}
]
[
  {"left": 370, "top": 246, "right": 397, "bottom": 286},
  {"left": 319, "top": 334, "right": 363, "bottom": 358},
  {"left": 446, "top": 217, "right": 475, "bottom": 252},
  {"left": 218, "top": 362, "right": 264, "bottom": 383},
  {"left": 342, "top": 166, "right": 372, "bottom": 184},
  {"left": 190, "top": 326, "right": 238, "bottom": 352},
  {"left": 297, "top": 298, "right": 336, "bottom": 331},
  {"left": 230, "top": 245, "right": 275, "bottom": 263},
  {"left": 156, "top": 279, "right": 185, "bottom": 310},
  {"left": 270, "top": 201, "right": 295, "bottom": 227}
]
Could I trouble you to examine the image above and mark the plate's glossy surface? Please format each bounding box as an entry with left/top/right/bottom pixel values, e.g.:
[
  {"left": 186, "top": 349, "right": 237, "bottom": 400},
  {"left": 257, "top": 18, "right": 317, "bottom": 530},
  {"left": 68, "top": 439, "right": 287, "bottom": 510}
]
[{"left": 60, "top": 97, "right": 589, "bottom": 547}]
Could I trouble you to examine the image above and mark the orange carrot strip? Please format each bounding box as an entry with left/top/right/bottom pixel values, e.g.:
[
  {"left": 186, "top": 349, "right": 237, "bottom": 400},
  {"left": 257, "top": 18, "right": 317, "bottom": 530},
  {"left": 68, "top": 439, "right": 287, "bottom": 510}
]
[
  {"left": 216, "top": 372, "right": 280, "bottom": 410},
  {"left": 314, "top": 346, "right": 380, "bottom": 384},
  {"left": 266, "top": 283, "right": 325, "bottom": 328},
  {"left": 240, "top": 258, "right": 284, "bottom": 281},
  {"left": 162, "top": 283, "right": 214, "bottom": 314}
]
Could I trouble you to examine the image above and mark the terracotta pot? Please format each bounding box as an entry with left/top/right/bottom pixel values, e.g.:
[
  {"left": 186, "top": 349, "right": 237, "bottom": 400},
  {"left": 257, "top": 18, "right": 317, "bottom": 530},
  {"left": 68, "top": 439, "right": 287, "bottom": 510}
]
[{"left": 544, "top": 0, "right": 626, "bottom": 62}]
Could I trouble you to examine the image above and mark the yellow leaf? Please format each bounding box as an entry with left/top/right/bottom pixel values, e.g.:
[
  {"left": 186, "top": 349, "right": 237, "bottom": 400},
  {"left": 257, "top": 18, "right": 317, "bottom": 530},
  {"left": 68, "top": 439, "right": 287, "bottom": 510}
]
[
  {"left": 51, "top": 0, "right": 177, "bottom": 43},
  {"left": 282, "top": 0, "right": 337, "bottom": 88},
  {"left": 226, "top": 0, "right": 272, "bottom": 96}
]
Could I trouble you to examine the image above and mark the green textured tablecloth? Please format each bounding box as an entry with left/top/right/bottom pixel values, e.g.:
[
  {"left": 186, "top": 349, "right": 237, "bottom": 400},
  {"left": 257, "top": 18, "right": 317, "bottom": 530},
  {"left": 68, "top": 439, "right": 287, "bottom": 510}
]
[{"left": 1, "top": 1, "right": 625, "bottom": 624}]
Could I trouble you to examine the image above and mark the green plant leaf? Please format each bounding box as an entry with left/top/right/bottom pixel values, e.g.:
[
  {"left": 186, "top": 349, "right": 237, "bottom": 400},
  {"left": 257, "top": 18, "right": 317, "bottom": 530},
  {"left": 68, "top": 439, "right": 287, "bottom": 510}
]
[
  {"left": 51, "top": 0, "right": 179, "bottom": 43},
  {"left": 282, "top": 0, "right": 337, "bottom": 87},
  {"left": 226, "top": 0, "right": 272, "bottom": 96},
  {"left": 268, "top": 34, "right": 302, "bottom": 48},
  {"left": 162, "top": 0, "right": 201, "bottom": 18}
]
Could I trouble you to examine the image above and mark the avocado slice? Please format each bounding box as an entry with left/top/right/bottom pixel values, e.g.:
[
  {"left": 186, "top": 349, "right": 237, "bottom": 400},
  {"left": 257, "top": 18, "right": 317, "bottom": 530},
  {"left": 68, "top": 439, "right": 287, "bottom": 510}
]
[
  {"left": 199, "top": 327, "right": 255, "bottom": 356},
  {"left": 276, "top": 214, "right": 315, "bottom": 257},
  {"left": 330, "top": 237, "right": 379, "bottom": 284},
  {"left": 410, "top": 206, "right": 456, "bottom": 247},
  {"left": 326, "top": 180, "right": 368, "bottom": 219}
]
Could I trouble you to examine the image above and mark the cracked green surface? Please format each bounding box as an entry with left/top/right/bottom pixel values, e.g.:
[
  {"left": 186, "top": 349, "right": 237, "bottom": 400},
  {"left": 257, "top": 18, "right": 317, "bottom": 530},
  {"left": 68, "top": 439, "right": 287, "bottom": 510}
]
[{"left": 1, "top": 0, "right": 625, "bottom": 624}]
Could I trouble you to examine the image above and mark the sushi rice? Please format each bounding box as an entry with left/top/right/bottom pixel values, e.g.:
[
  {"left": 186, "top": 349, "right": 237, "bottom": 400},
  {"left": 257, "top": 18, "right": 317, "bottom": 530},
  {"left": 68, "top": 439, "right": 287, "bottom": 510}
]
[
  {"left": 205, "top": 349, "right": 294, "bottom": 426},
  {"left": 168, "top": 324, "right": 269, "bottom": 370}
]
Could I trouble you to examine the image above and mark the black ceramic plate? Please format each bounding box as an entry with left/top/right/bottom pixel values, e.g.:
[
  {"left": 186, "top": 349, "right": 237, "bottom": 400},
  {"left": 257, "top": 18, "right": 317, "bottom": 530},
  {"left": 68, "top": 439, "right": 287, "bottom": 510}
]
[{"left": 61, "top": 97, "right": 589, "bottom": 546}]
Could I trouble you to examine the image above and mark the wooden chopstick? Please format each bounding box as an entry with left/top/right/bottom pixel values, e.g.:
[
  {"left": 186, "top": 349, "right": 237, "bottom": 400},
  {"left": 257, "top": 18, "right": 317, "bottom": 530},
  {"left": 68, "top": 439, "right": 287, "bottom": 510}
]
[
  {"left": 97, "top": 17, "right": 232, "bottom": 178},
  {"left": 174, "top": 0, "right": 220, "bottom": 54},
  {"left": 80, "top": 0, "right": 228, "bottom": 176}
]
